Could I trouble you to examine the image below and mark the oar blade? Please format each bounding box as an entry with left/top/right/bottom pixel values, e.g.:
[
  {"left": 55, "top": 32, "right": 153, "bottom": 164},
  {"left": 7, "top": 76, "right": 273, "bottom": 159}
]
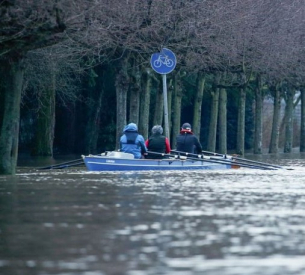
[
  {"left": 38, "top": 158, "right": 83, "bottom": 170},
  {"left": 54, "top": 162, "right": 85, "bottom": 169}
]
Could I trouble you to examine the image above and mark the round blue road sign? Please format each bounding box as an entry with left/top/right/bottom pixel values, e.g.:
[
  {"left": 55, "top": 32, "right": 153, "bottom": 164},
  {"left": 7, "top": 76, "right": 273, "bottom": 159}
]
[{"left": 150, "top": 48, "right": 177, "bottom": 74}]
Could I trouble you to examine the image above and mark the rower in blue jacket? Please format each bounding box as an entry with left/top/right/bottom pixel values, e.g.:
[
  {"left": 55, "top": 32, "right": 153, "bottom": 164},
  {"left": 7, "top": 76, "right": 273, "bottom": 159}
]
[{"left": 120, "top": 123, "right": 147, "bottom": 159}]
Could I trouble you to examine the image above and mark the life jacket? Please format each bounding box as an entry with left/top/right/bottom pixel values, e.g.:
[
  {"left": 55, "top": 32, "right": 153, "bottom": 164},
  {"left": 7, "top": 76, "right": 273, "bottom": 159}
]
[
  {"left": 148, "top": 134, "right": 166, "bottom": 151},
  {"left": 120, "top": 131, "right": 146, "bottom": 159},
  {"left": 176, "top": 131, "right": 202, "bottom": 154},
  {"left": 146, "top": 134, "right": 166, "bottom": 159},
  {"left": 124, "top": 131, "right": 139, "bottom": 144}
]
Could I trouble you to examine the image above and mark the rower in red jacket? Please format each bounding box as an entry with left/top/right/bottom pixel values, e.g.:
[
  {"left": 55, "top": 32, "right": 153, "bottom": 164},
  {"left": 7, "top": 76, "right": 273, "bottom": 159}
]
[{"left": 145, "top": 125, "right": 171, "bottom": 159}]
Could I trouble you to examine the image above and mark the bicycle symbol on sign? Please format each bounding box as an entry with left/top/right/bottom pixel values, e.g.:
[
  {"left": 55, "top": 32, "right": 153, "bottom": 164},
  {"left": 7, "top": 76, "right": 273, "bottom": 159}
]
[
  {"left": 153, "top": 54, "right": 174, "bottom": 68},
  {"left": 150, "top": 48, "right": 176, "bottom": 74}
]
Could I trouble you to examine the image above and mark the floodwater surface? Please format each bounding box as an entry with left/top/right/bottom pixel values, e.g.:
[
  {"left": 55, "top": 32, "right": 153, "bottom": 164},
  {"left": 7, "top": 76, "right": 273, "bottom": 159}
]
[{"left": 1, "top": 154, "right": 305, "bottom": 275}]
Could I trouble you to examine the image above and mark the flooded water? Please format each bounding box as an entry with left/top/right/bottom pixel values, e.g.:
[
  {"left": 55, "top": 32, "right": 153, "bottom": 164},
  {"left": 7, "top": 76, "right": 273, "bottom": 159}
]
[{"left": 1, "top": 153, "right": 305, "bottom": 275}]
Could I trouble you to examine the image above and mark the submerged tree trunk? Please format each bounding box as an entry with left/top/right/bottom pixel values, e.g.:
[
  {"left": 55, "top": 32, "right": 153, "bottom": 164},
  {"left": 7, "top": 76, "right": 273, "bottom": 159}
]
[
  {"left": 283, "top": 88, "right": 295, "bottom": 153},
  {"left": 138, "top": 68, "right": 152, "bottom": 140},
  {"left": 280, "top": 92, "right": 300, "bottom": 150},
  {"left": 301, "top": 88, "right": 305, "bottom": 152},
  {"left": 86, "top": 93, "right": 102, "bottom": 154},
  {"left": 269, "top": 85, "right": 281, "bottom": 153},
  {"left": 193, "top": 72, "right": 205, "bottom": 138},
  {"left": 153, "top": 88, "right": 163, "bottom": 126},
  {"left": 129, "top": 60, "right": 141, "bottom": 125},
  {"left": 115, "top": 58, "right": 129, "bottom": 150},
  {"left": 207, "top": 87, "right": 220, "bottom": 152},
  {"left": 31, "top": 71, "right": 56, "bottom": 156},
  {"left": 218, "top": 88, "right": 227, "bottom": 154},
  {"left": 84, "top": 66, "right": 104, "bottom": 154},
  {"left": 236, "top": 87, "right": 246, "bottom": 156},
  {"left": 253, "top": 75, "right": 263, "bottom": 154},
  {"left": 207, "top": 74, "right": 221, "bottom": 152},
  {"left": 128, "top": 88, "right": 140, "bottom": 125},
  {"left": 0, "top": 57, "right": 24, "bottom": 175},
  {"left": 171, "top": 74, "right": 182, "bottom": 148}
]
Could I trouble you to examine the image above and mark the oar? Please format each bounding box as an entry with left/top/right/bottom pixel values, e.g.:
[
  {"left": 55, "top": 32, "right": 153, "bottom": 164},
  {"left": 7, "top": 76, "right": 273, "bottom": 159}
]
[
  {"left": 202, "top": 156, "right": 277, "bottom": 170},
  {"left": 38, "top": 158, "right": 83, "bottom": 170},
  {"left": 173, "top": 149, "right": 229, "bottom": 158},
  {"left": 170, "top": 150, "right": 281, "bottom": 170},
  {"left": 147, "top": 151, "right": 276, "bottom": 170},
  {"left": 230, "top": 156, "right": 291, "bottom": 170},
  {"left": 171, "top": 149, "right": 230, "bottom": 159},
  {"left": 55, "top": 161, "right": 85, "bottom": 169},
  {"left": 186, "top": 155, "right": 277, "bottom": 170},
  {"left": 197, "top": 150, "right": 290, "bottom": 170},
  {"left": 171, "top": 150, "right": 291, "bottom": 170},
  {"left": 201, "top": 150, "right": 228, "bottom": 157}
]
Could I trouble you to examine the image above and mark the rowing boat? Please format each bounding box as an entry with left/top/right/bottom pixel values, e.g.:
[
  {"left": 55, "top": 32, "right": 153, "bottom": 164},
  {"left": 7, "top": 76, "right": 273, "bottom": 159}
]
[{"left": 82, "top": 151, "right": 234, "bottom": 171}]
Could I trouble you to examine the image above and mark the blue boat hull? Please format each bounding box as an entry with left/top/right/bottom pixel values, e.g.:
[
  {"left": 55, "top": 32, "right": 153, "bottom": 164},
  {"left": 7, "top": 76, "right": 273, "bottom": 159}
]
[{"left": 83, "top": 155, "right": 232, "bottom": 171}]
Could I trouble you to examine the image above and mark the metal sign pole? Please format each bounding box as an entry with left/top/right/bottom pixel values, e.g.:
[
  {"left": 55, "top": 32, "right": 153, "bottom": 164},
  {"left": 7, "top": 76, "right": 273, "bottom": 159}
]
[{"left": 162, "top": 74, "right": 170, "bottom": 143}]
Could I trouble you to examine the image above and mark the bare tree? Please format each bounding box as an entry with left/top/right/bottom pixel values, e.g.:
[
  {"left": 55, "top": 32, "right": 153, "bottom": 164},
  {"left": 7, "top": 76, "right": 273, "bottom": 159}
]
[{"left": 0, "top": 0, "right": 115, "bottom": 174}]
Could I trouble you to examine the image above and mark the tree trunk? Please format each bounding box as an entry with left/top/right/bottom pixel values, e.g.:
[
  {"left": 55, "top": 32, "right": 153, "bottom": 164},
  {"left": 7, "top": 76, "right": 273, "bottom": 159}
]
[
  {"left": 31, "top": 71, "right": 56, "bottom": 156},
  {"left": 79, "top": 66, "right": 105, "bottom": 154},
  {"left": 0, "top": 57, "right": 24, "bottom": 175},
  {"left": 153, "top": 88, "right": 163, "bottom": 126},
  {"left": 138, "top": 68, "right": 152, "bottom": 140},
  {"left": 207, "top": 88, "right": 220, "bottom": 152},
  {"left": 269, "top": 85, "right": 281, "bottom": 153},
  {"left": 300, "top": 88, "right": 305, "bottom": 152},
  {"left": 218, "top": 88, "right": 227, "bottom": 154},
  {"left": 115, "top": 58, "right": 129, "bottom": 150},
  {"left": 283, "top": 88, "right": 295, "bottom": 153},
  {"left": 253, "top": 75, "right": 263, "bottom": 154},
  {"left": 236, "top": 87, "right": 246, "bottom": 156},
  {"left": 171, "top": 74, "right": 182, "bottom": 149},
  {"left": 280, "top": 92, "right": 300, "bottom": 149},
  {"left": 129, "top": 62, "right": 141, "bottom": 125},
  {"left": 193, "top": 72, "right": 205, "bottom": 138},
  {"left": 85, "top": 93, "right": 103, "bottom": 154}
]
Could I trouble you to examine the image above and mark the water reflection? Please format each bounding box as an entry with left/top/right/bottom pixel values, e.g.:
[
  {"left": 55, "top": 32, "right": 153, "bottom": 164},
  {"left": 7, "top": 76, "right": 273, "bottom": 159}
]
[{"left": 1, "top": 155, "right": 305, "bottom": 274}]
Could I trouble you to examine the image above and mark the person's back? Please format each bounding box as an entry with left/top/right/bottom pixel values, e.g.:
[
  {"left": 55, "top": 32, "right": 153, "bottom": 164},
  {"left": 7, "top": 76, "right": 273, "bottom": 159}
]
[
  {"left": 145, "top": 125, "right": 171, "bottom": 159},
  {"left": 176, "top": 123, "right": 202, "bottom": 154},
  {"left": 120, "top": 123, "right": 147, "bottom": 159}
]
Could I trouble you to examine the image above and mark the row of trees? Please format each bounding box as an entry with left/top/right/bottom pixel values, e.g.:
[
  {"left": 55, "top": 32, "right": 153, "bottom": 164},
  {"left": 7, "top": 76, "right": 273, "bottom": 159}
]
[{"left": 1, "top": 0, "right": 305, "bottom": 174}]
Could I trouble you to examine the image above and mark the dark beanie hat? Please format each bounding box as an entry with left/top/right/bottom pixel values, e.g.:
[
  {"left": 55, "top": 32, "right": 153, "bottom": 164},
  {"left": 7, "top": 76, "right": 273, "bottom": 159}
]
[{"left": 182, "top": 123, "right": 191, "bottom": 130}]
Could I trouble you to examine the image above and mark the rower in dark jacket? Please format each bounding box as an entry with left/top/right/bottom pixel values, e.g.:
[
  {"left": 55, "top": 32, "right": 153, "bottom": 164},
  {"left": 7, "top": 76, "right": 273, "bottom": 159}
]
[{"left": 176, "top": 123, "right": 202, "bottom": 154}]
